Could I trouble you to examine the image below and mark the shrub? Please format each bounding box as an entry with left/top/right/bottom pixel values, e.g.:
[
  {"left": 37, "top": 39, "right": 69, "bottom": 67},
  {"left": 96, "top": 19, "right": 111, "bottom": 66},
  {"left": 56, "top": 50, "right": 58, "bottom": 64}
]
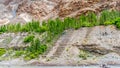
[
  {"left": 24, "top": 35, "right": 35, "bottom": 43},
  {"left": 99, "top": 10, "right": 109, "bottom": 25},
  {"left": 14, "top": 51, "right": 24, "bottom": 58},
  {"left": 24, "top": 38, "right": 47, "bottom": 60},
  {"left": 40, "top": 26, "right": 48, "bottom": 33},
  {"left": 79, "top": 50, "right": 89, "bottom": 60},
  {"left": 29, "top": 38, "right": 47, "bottom": 54},
  {"left": 112, "top": 17, "right": 120, "bottom": 29},
  {"left": 0, "top": 48, "right": 6, "bottom": 56},
  {"left": 99, "top": 10, "right": 120, "bottom": 25},
  {"left": 86, "top": 12, "right": 97, "bottom": 24},
  {"left": 113, "top": 17, "right": 120, "bottom": 25},
  {"left": 0, "top": 25, "right": 7, "bottom": 33},
  {"left": 104, "top": 21, "right": 113, "bottom": 26},
  {"left": 38, "top": 44, "right": 47, "bottom": 54},
  {"left": 81, "top": 22, "right": 93, "bottom": 27},
  {"left": 116, "top": 23, "right": 120, "bottom": 29},
  {"left": 24, "top": 56, "right": 31, "bottom": 61},
  {"left": 24, "top": 52, "right": 39, "bottom": 60},
  {"left": 79, "top": 14, "right": 87, "bottom": 23}
]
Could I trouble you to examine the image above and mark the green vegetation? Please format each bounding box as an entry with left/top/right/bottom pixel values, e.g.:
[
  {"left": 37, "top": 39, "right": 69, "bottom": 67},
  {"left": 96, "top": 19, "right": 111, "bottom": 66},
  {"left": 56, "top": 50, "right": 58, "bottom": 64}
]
[
  {"left": 24, "top": 35, "right": 35, "bottom": 43},
  {"left": 103, "top": 21, "right": 113, "bottom": 26},
  {"left": 0, "top": 21, "right": 47, "bottom": 33},
  {"left": 79, "top": 50, "right": 89, "bottom": 60},
  {"left": 114, "top": 17, "right": 120, "bottom": 29},
  {"left": 0, "top": 10, "right": 120, "bottom": 60},
  {"left": 27, "top": 38, "right": 47, "bottom": 54},
  {"left": 24, "top": 38, "right": 47, "bottom": 60},
  {"left": 99, "top": 10, "right": 120, "bottom": 25},
  {"left": 0, "top": 48, "right": 6, "bottom": 56},
  {"left": 14, "top": 51, "right": 25, "bottom": 58}
]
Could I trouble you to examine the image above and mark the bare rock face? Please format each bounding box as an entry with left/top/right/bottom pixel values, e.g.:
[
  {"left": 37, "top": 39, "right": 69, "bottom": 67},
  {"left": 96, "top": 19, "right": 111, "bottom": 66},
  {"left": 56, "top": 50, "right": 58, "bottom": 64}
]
[
  {"left": 0, "top": 19, "right": 9, "bottom": 25},
  {"left": 0, "top": 0, "right": 120, "bottom": 24},
  {"left": 16, "top": 0, "right": 120, "bottom": 21},
  {"left": 0, "top": 0, "right": 28, "bottom": 25},
  {"left": 0, "top": 33, "right": 28, "bottom": 48},
  {"left": 17, "top": 0, "right": 57, "bottom": 20},
  {"left": 44, "top": 25, "right": 120, "bottom": 65}
]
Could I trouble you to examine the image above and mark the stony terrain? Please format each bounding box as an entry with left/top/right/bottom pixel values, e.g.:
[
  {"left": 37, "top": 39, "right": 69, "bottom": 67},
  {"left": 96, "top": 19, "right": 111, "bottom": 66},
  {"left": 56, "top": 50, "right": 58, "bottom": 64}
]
[
  {"left": 0, "top": 25, "right": 120, "bottom": 66},
  {"left": 38, "top": 25, "right": 120, "bottom": 65},
  {"left": 0, "top": 0, "right": 120, "bottom": 66},
  {"left": 0, "top": 0, "right": 120, "bottom": 24}
]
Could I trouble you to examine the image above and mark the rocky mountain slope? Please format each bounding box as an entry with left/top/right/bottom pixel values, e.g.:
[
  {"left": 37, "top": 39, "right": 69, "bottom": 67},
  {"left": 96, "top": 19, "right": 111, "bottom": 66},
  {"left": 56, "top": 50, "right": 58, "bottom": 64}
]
[
  {"left": 1, "top": 25, "right": 120, "bottom": 65},
  {"left": 0, "top": 0, "right": 120, "bottom": 24},
  {"left": 38, "top": 25, "right": 120, "bottom": 65},
  {"left": 0, "top": 0, "right": 120, "bottom": 66}
]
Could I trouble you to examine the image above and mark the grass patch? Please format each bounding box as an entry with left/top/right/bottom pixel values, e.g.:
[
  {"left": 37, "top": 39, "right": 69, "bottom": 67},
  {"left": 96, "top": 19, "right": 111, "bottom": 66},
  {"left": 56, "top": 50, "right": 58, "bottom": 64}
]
[
  {"left": 0, "top": 48, "right": 6, "bottom": 56},
  {"left": 24, "top": 35, "right": 35, "bottom": 43}
]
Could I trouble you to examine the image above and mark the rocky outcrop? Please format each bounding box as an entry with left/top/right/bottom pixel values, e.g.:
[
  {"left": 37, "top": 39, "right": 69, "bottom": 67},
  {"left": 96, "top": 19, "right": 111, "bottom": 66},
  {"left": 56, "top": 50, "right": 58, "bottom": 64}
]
[
  {"left": 0, "top": 25, "right": 120, "bottom": 65},
  {"left": 0, "top": 33, "right": 28, "bottom": 48},
  {"left": 42, "top": 25, "right": 120, "bottom": 65},
  {"left": 16, "top": 0, "right": 120, "bottom": 21},
  {"left": 0, "top": 19, "right": 9, "bottom": 25},
  {"left": 0, "top": 0, "right": 120, "bottom": 66},
  {"left": 0, "top": 0, "right": 119, "bottom": 23}
]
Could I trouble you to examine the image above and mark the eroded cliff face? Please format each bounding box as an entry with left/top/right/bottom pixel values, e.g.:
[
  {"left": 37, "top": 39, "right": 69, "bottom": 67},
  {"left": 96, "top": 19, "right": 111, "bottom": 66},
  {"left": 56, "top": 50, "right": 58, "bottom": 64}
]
[
  {"left": 40, "top": 25, "right": 120, "bottom": 65},
  {"left": 0, "top": 0, "right": 120, "bottom": 66},
  {"left": 0, "top": 25, "right": 120, "bottom": 65},
  {"left": 0, "top": 0, "right": 120, "bottom": 24},
  {"left": 16, "top": 0, "right": 120, "bottom": 21}
]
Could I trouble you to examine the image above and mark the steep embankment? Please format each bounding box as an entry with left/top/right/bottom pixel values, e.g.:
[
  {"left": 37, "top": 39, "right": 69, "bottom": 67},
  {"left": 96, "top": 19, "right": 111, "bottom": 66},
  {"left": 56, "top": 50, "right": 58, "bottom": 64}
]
[
  {"left": 37, "top": 25, "right": 120, "bottom": 65},
  {"left": 0, "top": 0, "right": 120, "bottom": 25},
  {"left": 1, "top": 25, "right": 120, "bottom": 66},
  {"left": 0, "top": 0, "right": 120, "bottom": 66}
]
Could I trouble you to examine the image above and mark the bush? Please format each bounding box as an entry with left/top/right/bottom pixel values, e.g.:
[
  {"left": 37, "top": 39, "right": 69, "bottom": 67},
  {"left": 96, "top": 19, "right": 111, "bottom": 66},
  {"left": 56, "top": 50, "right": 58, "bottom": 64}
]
[
  {"left": 24, "top": 52, "right": 39, "bottom": 61},
  {"left": 79, "top": 50, "right": 89, "bottom": 60},
  {"left": 112, "top": 17, "right": 120, "bottom": 29},
  {"left": 114, "top": 17, "right": 120, "bottom": 25},
  {"left": 24, "top": 56, "right": 31, "bottom": 61},
  {"left": 38, "top": 44, "right": 47, "bottom": 54},
  {"left": 104, "top": 21, "right": 113, "bottom": 26},
  {"left": 27, "top": 38, "right": 47, "bottom": 54},
  {"left": 0, "top": 48, "right": 6, "bottom": 56},
  {"left": 40, "top": 26, "right": 48, "bottom": 33},
  {"left": 0, "top": 26, "right": 7, "bottom": 33},
  {"left": 24, "top": 38, "right": 47, "bottom": 60},
  {"left": 99, "top": 10, "right": 120, "bottom": 25},
  {"left": 14, "top": 51, "right": 24, "bottom": 58},
  {"left": 86, "top": 12, "right": 97, "bottom": 24},
  {"left": 81, "top": 22, "right": 93, "bottom": 27},
  {"left": 24, "top": 35, "right": 35, "bottom": 43},
  {"left": 116, "top": 23, "right": 120, "bottom": 29}
]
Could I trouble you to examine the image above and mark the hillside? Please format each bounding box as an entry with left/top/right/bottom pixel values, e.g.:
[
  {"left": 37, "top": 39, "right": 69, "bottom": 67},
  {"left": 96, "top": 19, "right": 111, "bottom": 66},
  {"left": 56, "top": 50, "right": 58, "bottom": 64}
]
[{"left": 0, "top": 0, "right": 120, "bottom": 66}]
